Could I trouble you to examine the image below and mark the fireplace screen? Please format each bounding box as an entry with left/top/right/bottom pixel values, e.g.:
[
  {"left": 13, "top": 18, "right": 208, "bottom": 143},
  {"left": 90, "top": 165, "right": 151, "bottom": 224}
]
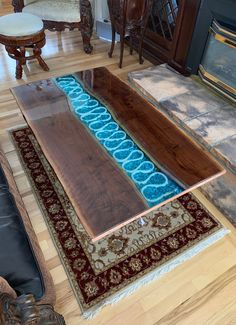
[{"left": 199, "top": 20, "right": 236, "bottom": 102}]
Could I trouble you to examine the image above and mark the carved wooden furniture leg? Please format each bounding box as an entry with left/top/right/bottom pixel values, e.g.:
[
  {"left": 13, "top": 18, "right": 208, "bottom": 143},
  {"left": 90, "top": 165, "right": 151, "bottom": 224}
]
[
  {"left": 107, "top": 0, "right": 153, "bottom": 68},
  {"left": 119, "top": 30, "right": 125, "bottom": 68},
  {"left": 20, "top": 46, "right": 26, "bottom": 63},
  {"left": 33, "top": 41, "right": 49, "bottom": 71},
  {"left": 80, "top": 0, "right": 93, "bottom": 54},
  {"left": 81, "top": 33, "right": 93, "bottom": 54},
  {"left": 108, "top": 24, "right": 116, "bottom": 58},
  {"left": 129, "top": 34, "right": 133, "bottom": 55},
  {"left": 16, "top": 57, "right": 23, "bottom": 80},
  {"left": 5, "top": 45, "right": 23, "bottom": 79},
  {"left": 0, "top": 292, "right": 65, "bottom": 325},
  {"left": 139, "top": 27, "right": 145, "bottom": 64}
]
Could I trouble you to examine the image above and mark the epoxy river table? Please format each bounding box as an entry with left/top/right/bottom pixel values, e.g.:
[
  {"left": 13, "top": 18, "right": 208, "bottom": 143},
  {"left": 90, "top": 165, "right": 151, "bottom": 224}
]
[{"left": 12, "top": 67, "right": 225, "bottom": 241}]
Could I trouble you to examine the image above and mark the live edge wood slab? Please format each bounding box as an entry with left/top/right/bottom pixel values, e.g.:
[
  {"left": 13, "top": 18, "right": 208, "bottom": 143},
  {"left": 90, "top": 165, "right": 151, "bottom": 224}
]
[{"left": 12, "top": 67, "right": 225, "bottom": 241}]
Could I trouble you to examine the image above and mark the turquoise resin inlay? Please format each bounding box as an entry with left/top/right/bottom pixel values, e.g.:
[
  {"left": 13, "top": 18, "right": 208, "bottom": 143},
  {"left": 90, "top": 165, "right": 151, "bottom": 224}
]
[{"left": 55, "top": 75, "right": 183, "bottom": 207}]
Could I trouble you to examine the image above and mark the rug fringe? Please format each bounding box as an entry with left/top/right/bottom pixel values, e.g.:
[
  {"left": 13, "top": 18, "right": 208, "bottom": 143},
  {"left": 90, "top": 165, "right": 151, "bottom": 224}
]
[{"left": 82, "top": 227, "right": 229, "bottom": 319}]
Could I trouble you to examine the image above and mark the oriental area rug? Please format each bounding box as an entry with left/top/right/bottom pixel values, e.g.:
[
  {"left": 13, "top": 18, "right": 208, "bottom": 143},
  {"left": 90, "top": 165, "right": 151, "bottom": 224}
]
[{"left": 11, "top": 127, "right": 228, "bottom": 319}]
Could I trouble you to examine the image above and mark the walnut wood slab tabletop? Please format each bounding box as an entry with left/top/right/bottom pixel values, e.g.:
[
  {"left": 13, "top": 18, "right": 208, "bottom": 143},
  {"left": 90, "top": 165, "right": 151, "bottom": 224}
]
[{"left": 12, "top": 67, "right": 225, "bottom": 241}]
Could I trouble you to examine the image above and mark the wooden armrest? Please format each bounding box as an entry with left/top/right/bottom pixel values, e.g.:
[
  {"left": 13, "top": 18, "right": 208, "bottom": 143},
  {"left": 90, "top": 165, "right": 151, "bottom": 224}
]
[{"left": 0, "top": 292, "right": 65, "bottom": 325}]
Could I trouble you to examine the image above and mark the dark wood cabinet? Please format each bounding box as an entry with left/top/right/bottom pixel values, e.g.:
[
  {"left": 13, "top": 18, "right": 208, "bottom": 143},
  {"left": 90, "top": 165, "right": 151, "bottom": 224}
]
[{"left": 132, "top": 0, "right": 201, "bottom": 75}]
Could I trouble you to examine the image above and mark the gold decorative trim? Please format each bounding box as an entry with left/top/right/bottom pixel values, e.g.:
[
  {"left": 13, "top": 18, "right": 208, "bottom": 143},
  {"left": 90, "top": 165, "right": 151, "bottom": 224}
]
[
  {"left": 199, "top": 65, "right": 236, "bottom": 101},
  {"left": 210, "top": 28, "right": 236, "bottom": 49},
  {"left": 212, "top": 20, "right": 236, "bottom": 39},
  {"left": 199, "top": 76, "right": 236, "bottom": 103}
]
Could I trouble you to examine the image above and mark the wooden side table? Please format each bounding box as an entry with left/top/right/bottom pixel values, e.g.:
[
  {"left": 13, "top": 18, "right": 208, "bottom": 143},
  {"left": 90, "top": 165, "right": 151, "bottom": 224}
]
[
  {"left": 107, "top": 0, "right": 153, "bottom": 68},
  {"left": 0, "top": 13, "right": 49, "bottom": 79}
]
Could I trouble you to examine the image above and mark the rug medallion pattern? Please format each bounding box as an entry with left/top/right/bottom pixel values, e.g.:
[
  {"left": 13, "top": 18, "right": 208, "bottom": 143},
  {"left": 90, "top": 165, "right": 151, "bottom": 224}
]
[{"left": 11, "top": 127, "right": 223, "bottom": 315}]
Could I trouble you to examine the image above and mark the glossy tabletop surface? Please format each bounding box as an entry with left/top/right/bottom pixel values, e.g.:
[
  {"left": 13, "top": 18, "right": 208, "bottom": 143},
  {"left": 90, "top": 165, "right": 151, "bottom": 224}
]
[{"left": 12, "top": 67, "right": 225, "bottom": 241}]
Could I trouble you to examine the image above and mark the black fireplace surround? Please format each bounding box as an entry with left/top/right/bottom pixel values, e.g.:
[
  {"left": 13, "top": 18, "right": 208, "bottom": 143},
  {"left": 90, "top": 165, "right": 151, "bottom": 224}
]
[{"left": 186, "top": 0, "right": 236, "bottom": 74}]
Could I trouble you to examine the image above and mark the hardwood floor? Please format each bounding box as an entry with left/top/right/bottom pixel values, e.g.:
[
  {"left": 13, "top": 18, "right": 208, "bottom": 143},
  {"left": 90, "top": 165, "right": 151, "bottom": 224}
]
[{"left": 1, "top": 1, "right": 236, "bottom": 324}]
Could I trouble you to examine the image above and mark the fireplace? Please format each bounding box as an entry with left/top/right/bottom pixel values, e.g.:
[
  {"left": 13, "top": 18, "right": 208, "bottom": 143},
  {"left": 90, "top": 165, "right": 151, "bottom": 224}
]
[
  {"left": 186, "top": 0, "right": 236, "bottom": 102},
  {"left": 199, "top": 20, "right": 236, "bottom": 102}
]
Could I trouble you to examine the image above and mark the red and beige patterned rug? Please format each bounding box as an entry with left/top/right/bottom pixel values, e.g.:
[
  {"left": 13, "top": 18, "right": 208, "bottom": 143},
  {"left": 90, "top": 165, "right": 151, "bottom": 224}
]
[{"left": 11, "top": 127, "right": 228, "bottom": 318}]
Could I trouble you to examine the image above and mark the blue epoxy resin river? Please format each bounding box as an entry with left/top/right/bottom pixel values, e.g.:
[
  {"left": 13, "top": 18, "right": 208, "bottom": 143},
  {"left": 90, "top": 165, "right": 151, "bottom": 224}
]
[{"left": 55, "top": 75, "right": 183, "bottom": 207}]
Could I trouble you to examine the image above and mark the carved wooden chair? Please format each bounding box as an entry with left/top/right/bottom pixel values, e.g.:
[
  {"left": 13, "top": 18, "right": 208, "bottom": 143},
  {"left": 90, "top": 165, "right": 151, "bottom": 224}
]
[
  {"left": 107, "top": 0, "right": 153, "bottom": 68},
  {"left": 12, "top": 0, "right": 94, "bottom": 53}
]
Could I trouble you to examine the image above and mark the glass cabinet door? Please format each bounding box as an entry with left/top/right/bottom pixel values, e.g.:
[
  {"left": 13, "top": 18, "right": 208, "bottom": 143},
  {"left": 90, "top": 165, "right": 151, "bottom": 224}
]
[{"left": 146, "top": 0, "right": 179, "bottom": 46}]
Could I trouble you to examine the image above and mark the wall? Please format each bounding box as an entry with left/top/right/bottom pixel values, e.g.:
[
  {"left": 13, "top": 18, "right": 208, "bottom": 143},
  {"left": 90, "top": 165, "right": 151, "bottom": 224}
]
[{"left": 95, "top": 0, "right": 109, "bottom": 21}]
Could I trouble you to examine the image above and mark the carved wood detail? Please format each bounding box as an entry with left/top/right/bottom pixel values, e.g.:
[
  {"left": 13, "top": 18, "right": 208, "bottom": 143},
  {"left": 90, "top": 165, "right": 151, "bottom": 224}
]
[
  {"left": 79, "top": 0, "right": 94, "bottom": 54},
  {"left": 0, "top": 292, "right": 65, "bottom": 325},
  {"left": 11, "top": 0, "right": 93, "bottom": 54},
  {"left": 0, "top": 30, "right": 49, "bottom": 79}
]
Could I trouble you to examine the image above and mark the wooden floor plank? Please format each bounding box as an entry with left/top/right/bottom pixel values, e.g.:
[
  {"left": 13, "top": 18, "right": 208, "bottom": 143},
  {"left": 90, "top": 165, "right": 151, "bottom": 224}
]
[{"left": 155, "top": 265, "right": 236, "bottom": 325}]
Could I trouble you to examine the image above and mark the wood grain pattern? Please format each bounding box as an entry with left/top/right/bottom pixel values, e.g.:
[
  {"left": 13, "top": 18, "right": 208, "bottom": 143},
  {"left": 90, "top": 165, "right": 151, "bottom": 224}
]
[
  {"left": 1, "top": 2, "right": 236, "bottom": 322},
  {"left": 12, "top": 80, "right": 147, "bottom": 240},
  {"left": 75, "top": 67, "right": 225, "bottom": 187},
  {"left": 155, "top": 265, "right": 236, "bottom": 325}
]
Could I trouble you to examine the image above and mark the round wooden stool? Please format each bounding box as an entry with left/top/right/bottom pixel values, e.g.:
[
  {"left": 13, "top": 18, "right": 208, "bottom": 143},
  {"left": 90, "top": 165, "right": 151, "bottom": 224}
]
[{"left": 0, "top": 13, "right": 49, "bottom": 79}]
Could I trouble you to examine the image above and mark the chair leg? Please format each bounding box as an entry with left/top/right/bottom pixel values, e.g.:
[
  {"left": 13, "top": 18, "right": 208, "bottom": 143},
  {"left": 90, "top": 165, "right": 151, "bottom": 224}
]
[
  {"left": 108, "top": 24, "right": 116, "bottom": 58},
  {"left": 5, "top": 46, "right": 23, "bottom": 79},
  {"left": 33, "top": 45, "right": 49, "bottom": 71},
  {"left": 37, "top": 55, "right": 49, "bottom": 71},
  {"left": 81, "top": 33, "right": 93, "bottom": 54},
  {"left": 129, "top": 35, "right": 133, "bottom": 55},
  {"left": 20, "top": 46, "right": 26, "bottom": 65},
  {"left": 119, "top": 31, "right": 125, "bottom": 69},
  {"left": 79, "top": 0, "right": 94, "bottom": 54},
  {"left": 16, "top": 60, "right": 23, "bottom": 79},
  {"left": 139, "top": 27, "right": 145, "bottom": 65}
]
